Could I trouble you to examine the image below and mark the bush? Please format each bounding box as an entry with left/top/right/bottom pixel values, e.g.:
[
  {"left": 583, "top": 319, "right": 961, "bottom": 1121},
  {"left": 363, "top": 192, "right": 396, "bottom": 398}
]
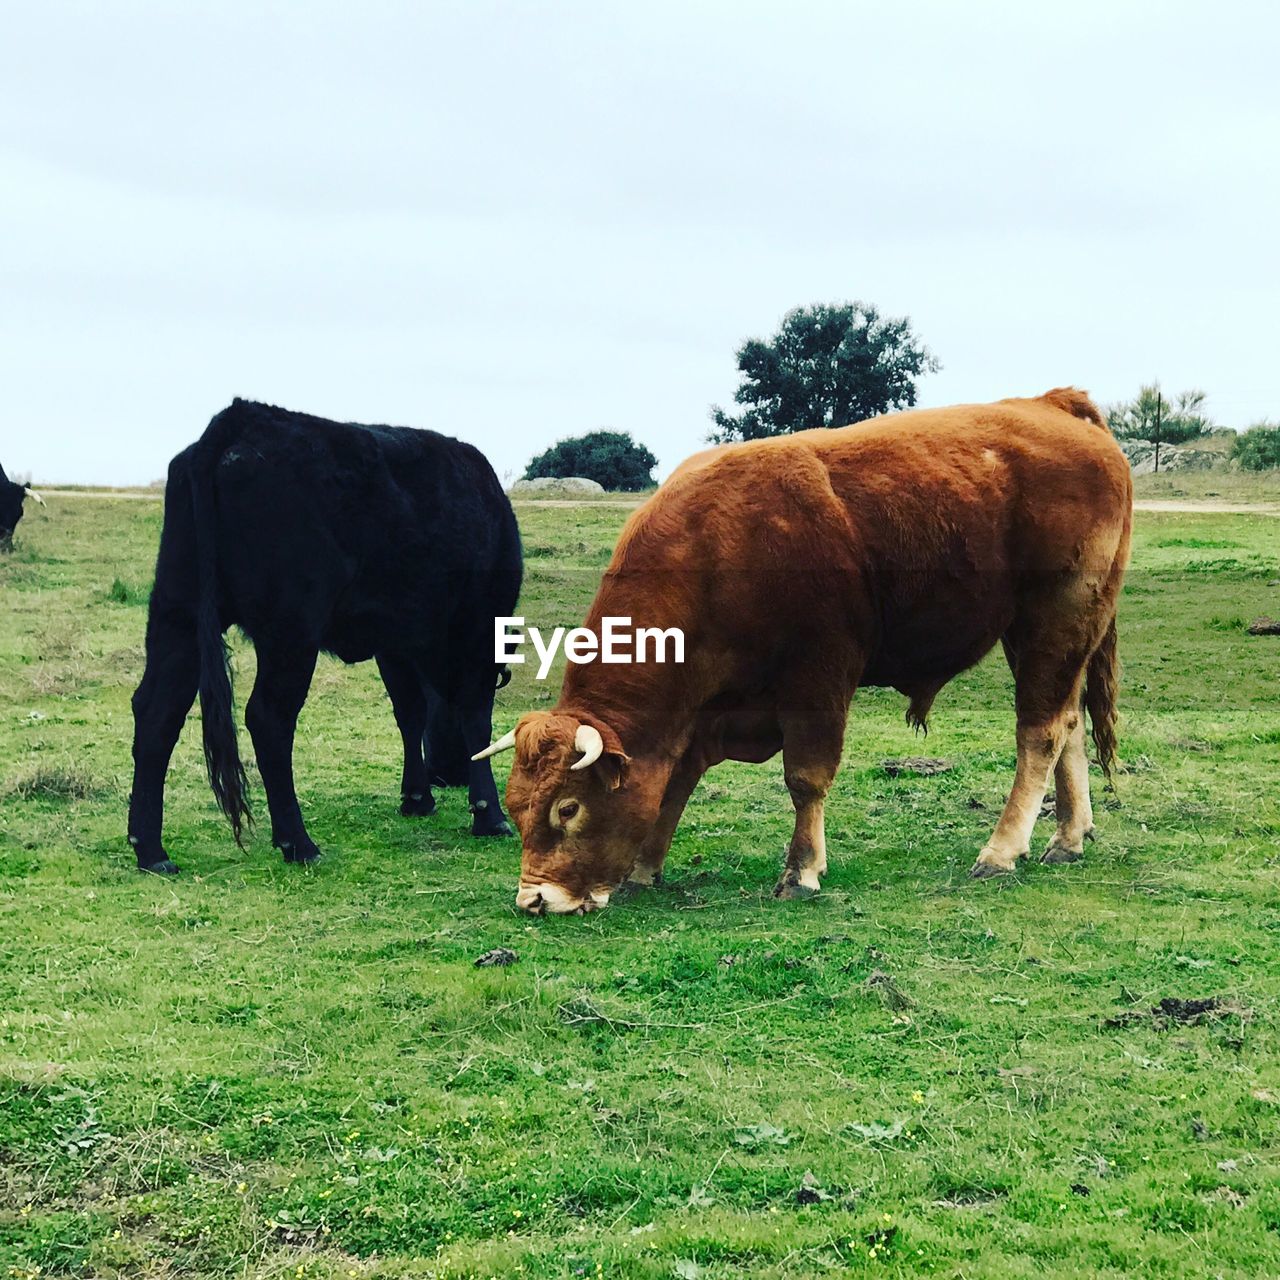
[
  {"left": 1106, "top": 385, "right": 1212, "bottom": 444},
  {"left": 1232, "top": 421, "right": 1280, "bottom": 470},
  {"left": 523, "top": 430, "right": 657, "bottom": 491}
]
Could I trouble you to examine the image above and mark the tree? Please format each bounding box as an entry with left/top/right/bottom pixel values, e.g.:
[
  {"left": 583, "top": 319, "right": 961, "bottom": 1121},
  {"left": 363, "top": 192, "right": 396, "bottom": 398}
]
[
  {"left": 1105, "top": 384, "right": 1212, "bottom": 444},
  {"left": 524, "top": 430, "right": 658, "bottom": 492},
  {"left": 1232, "top": 421, "right": 1280, "bottom": 471},
  {"left": 709, "top": 302, "right": 939, "bottom": 443}
]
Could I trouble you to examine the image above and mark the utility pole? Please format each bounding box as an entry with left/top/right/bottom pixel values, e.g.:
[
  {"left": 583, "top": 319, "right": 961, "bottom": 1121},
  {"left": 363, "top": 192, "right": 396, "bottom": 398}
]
[{"left": 1153, "top": 389, "right": 1163, "bottom": 474}]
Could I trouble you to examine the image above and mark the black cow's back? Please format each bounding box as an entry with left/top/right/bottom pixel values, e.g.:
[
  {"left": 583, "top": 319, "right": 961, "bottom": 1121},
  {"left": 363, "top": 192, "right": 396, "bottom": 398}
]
[
  {"left": 0, "top": 461, "right": 29, "bottom": 538},
  {"left": 162, "top": 399, "right": 520, "bottom": 689}
]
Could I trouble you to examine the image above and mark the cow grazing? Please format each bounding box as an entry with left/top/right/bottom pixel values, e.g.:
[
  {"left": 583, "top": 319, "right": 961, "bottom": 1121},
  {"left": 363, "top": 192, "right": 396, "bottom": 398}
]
[
  {"left": 0, "top": 461, "right": 44, "bottom": 547},
  {"left": 477, "top": 389, "right": 1132, "bottom": 914},
  {"left": 128, "top": 399, "right": 522, "bottom": 873}
]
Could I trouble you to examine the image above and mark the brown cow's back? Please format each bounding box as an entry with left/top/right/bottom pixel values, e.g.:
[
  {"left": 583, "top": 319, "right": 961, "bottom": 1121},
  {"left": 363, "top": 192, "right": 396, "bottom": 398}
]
[{"left": 584, "top": 390, "right": 1130, "bottom": 714}]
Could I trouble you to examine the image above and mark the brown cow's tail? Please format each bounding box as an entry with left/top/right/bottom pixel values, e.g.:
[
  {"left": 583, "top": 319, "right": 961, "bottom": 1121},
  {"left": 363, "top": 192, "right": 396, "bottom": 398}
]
[
  {"left": 1041, "top": 387, "right": 1109, "bottom": 431},
  {"left": 1084, "top": 615, "right": 1120, "bottom": 783}
]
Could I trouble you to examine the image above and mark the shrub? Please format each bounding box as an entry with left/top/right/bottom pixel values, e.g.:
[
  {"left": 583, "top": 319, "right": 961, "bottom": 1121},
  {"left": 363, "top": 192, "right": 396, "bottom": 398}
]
[
  {"left": 1232, "top": 421, "right": 1280, "bottom": 470},
  {"left": 524, "top": 430, "right": 657, "bottom": 491}
]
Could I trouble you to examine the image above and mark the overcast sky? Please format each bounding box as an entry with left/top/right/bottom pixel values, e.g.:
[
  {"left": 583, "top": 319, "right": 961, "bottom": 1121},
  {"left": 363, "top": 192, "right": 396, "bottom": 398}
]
[{"left": 2, "top": 0, "right": 1277, "bottom": 485}]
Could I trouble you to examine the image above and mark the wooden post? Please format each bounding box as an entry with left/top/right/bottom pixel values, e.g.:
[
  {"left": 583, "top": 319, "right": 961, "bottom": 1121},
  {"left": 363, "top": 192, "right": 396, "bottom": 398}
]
[{"left": 1154, "top": 390, "right": 1163, "bottom": 474}]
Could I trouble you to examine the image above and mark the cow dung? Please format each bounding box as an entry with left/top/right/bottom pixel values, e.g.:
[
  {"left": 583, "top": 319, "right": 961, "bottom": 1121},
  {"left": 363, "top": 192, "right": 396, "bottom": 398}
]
[
  {"left": 474, "top": 947, "right": 518, "bottom": 968},
  {"left": 1246, "top": 616, "right": 1280, "bottom": 636}
]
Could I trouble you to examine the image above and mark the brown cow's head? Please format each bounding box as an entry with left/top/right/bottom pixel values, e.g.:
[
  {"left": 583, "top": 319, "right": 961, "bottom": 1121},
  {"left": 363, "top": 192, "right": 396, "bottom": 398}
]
[{"left": 479, "top": 712, "right": 658, "bottom": 914}]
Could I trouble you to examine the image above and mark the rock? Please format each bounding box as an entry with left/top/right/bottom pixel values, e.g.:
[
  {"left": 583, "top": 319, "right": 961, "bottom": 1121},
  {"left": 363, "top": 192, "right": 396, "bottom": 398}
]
[
  {"left": 1118, "top": 439, "right": 1227, "bottom": 475},
  {"left": 509, "top": 476, "right": 606, "bottom": 495},
  {"left": 1247, "top": 617, "right": 1280, "bottom": 635},
  {"left": 881, "top": 756, "right": 953, "bottom": 777}
]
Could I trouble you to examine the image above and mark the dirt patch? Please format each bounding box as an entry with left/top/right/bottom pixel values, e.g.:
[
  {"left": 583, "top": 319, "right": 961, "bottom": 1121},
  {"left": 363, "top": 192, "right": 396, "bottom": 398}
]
[{"left": 1104, "top": 995, "right": 1251, "bottom": 1028}]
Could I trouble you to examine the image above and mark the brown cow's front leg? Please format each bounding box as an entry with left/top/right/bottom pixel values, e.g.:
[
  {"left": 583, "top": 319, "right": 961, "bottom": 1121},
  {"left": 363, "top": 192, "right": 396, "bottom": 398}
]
[
  {"left": 628, "top": 753, "right": 705, "bottom": 886},
  {"left": 1042, "top": 703, "right": 1094, "bottom": 863}
]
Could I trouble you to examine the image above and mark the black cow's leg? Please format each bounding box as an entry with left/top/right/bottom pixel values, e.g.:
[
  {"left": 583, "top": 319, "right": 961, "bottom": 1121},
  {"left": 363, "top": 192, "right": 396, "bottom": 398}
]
[
  {"left": 377, "top": 655, "right": 435, "bottom": 817},
  {"left": 425, "top": 697, "right": 471, "bottom": 787},
  {"left": 127, "top": 611, "right": 199, "bottom": 873},
  {"left": 456, "top": 696, "right": 513, "bottom": 837},
  {"left": 245, "top": 645, "right": 320, "bottom": 864}
]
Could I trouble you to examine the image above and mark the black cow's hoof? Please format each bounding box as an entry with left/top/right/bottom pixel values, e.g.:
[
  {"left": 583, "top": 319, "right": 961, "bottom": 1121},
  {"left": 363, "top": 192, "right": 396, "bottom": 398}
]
[
  {"left": 400, "top": 793, "right": 437, "bottom": 818},
  {"left": 139, "top": 858, "right": 180, "bottom": 875},
  {"left": 472, "top": 815, "right": 513, "bottom": 838},
  {"left": 279, "top": 840, "right": 322, "bottom": 865}
]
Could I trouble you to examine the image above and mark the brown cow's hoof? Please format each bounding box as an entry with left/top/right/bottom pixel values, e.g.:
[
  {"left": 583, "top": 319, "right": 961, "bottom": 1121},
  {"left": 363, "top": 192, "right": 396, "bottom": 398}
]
[
  {"left": 773, "top": 875, "right": 820, "bottom": 900},
  {"left": 969, "top": 861, "right": 1006, "bottom": 879},
  {"left": 970, "top": 846, "right": 1026, "bottom": 879},
  {"left": 1041, "top": 839, "right": 1084, "bottom": 865},
  {"left": 625, "top": 867, "right": 663, "bottom": 888}
]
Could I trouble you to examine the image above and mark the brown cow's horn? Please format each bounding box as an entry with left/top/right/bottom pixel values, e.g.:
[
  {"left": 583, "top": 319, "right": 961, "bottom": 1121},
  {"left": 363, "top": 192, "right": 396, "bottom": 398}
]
[
  {"left": 569, "top": 724, "right": 604, "bottom": 771},
  {"left": 25, "top": 488, "right": 46, "bottom": 507},
  {"left": 471, "top": 728, "right": 516, "bottom": 761}
]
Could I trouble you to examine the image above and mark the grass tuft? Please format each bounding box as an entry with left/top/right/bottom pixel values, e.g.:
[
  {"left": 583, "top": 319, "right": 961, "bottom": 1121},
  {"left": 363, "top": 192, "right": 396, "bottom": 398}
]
[{"left": 4, "top": 759, "right": 105, "bottom": 800}]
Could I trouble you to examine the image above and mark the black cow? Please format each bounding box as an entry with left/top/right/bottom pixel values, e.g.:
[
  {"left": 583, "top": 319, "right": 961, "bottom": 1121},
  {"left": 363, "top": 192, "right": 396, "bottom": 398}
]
[
  {"left": 127, "top": 399, "right": 522, "bottom": 873},
  {"left": 0, "top": 461, "right": 44, "bottom": 547}
]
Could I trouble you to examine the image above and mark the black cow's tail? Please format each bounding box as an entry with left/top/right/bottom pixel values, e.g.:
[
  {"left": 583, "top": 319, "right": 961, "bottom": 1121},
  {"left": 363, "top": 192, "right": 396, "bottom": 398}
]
[
  {"left": 190, "top": 455, "right": 251, "bottom": 843},
  {"left": 1085, "top": 614, "right": 1120, "bottom": 784}
]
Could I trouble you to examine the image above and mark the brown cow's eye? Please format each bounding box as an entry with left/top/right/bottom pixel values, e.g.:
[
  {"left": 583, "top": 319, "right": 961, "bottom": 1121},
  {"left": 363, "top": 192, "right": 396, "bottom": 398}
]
[{"left": 559, "top": 801, "right": 580, "bottom": 822}]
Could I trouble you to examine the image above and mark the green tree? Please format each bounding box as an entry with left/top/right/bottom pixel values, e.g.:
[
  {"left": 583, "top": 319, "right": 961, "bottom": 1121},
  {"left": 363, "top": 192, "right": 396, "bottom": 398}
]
[
  {"left": 1105, "top": 384, "right": 1212, "bottom": 444},
  {"left": 523, "top": 430, "right": 658, "bottom": 491},
  {"left": 709, "top": 302, "right": 938, "bottom": 443},
  {"left": 1232, "top": 421, "right": 1280, "bottom": 470}
]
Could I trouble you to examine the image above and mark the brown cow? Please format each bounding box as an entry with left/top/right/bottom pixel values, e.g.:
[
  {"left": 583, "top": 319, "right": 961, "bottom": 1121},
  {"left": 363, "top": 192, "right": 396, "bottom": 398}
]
[{"left": 478, "top": 389, "right": 1132, "bottom": 914}]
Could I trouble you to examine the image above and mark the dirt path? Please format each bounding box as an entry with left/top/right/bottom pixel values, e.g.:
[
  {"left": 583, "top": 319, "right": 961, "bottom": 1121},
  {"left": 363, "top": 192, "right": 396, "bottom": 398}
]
[
  {"left": 1133, "top": 500, "right": 1280, "bottom": 516},
  {"left": 32, "top": 490, "right": 1280, "bottom": 517}
]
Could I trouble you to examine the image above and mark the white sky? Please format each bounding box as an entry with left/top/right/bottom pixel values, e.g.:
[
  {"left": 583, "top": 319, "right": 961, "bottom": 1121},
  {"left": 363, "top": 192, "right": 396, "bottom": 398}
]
[{"left": 2, "top": 0, "right": 1277, "bottom": 485}]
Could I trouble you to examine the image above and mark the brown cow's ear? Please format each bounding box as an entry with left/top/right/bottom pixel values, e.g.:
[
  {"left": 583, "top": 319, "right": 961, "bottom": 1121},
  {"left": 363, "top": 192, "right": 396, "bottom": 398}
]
[
  {"left": 595, "top": 750, "right": 630, "bottom": 792},
  {"left": 584, "top": 718, "right": 629, "bottom": 790}
]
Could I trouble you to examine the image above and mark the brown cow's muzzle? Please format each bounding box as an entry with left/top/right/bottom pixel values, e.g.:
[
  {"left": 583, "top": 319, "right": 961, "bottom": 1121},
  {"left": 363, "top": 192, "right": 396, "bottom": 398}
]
[{"left": 516, "top": 882, "right": 612, "bottom": 916}]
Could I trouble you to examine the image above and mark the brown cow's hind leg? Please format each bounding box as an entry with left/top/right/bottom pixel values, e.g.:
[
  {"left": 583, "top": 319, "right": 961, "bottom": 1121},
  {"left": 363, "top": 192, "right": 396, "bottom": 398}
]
[
  {"left": 1042, "top": 702, "right": 1094, "bottom": 862},
  {"left": 971, "top": 713, "right": 1074, "bottom": 877},
  {"left": 774, "top": 711, "right": 846, "bottom": 900}
]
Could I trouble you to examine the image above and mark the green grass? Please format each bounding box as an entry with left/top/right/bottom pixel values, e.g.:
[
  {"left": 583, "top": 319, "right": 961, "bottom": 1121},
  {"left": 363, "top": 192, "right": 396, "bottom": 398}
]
[
  {"left": 1131, "top": 467, "right": 1280, "bottom": 503},
  {"left": 2, "top": 495, "right": 1280, "bottom": 1278}
]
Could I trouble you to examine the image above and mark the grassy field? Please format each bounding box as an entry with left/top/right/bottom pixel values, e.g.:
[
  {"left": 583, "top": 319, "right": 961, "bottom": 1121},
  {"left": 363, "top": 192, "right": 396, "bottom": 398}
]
[{"left": 2, "top": 488, "right": 1279, "bottom": 1279}]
